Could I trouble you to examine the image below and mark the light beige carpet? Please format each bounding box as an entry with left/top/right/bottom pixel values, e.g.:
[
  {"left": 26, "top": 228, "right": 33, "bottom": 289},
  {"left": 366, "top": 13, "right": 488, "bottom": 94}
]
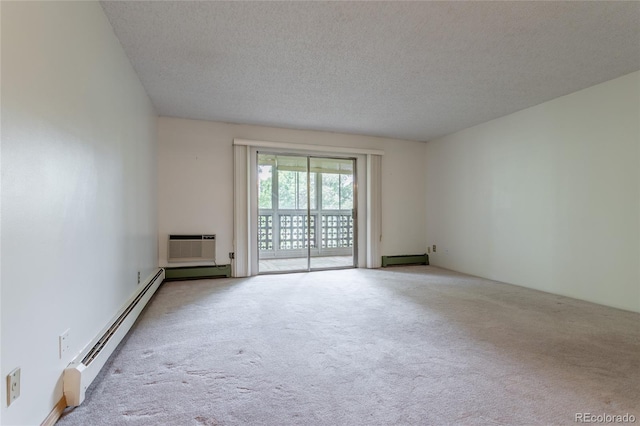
[{"left": 58, "top": 266, "right": 640, "bottom": 425}]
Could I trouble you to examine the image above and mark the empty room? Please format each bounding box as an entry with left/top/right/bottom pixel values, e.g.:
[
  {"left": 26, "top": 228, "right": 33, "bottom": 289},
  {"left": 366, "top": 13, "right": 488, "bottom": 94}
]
[{"left": 1, "top": 1, "right": 639, "bottom": 425}]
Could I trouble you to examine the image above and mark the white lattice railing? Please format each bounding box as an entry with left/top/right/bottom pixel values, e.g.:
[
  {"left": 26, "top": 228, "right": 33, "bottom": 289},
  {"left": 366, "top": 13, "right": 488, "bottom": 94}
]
[{"left": 258, "top": 210, "right": 353, "bottom": 258}]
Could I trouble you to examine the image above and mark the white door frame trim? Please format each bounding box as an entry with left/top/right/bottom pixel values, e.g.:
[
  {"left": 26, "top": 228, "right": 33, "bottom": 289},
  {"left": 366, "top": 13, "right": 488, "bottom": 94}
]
[
  {"left": 233, "top": 139, "right": 383, "bottom": 277},
  {"left": 233, "top": 138, "right": 384, "bottom": 156}
]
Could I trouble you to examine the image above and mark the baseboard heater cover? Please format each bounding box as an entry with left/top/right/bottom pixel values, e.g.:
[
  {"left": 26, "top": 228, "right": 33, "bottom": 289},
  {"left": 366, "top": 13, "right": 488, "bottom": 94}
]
[
  {"left": 164, "top": 264, "right": 231, "bottom": 280},
  {"left": 381, "top": 254, "right": 429, "bottom": 267},
  {"left": 63, "top": 268, "right": 165, "bottom": 406}
]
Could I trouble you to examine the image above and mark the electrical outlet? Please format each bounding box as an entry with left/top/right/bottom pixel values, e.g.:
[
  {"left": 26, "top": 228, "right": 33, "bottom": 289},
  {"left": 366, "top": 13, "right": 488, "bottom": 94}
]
[
  {"left": 59, "top": 329, "right": 70, "bottom": 359},
  {"left": 7, "top": 368, "right": 20, "bottom": 406},
  {"left": 137, "top": 271, "right": 141, "bottom": 284},
  {"left": 433, "top": 245, "right": 436, "bottom": 253},
  {"left": 427, "top": 247, "right": 431, "bottom": 254},
  {"left": 229, "top": 252, "right": 235, "bottom": 260}
]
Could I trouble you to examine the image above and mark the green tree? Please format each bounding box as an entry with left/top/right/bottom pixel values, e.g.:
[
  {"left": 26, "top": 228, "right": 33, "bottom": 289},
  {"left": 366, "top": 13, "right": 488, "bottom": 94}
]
[{"left": 258, "top": 165, "right": 272, "bottom": 209}]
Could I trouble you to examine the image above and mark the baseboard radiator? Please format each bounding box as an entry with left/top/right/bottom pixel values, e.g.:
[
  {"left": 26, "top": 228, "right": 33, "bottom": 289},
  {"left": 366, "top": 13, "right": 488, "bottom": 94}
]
[
  {"left": 381, "top": 254, "right": 429, "bottom": 267},
  {"left": 165, "top": 265, "right": 231, "bottom": 280},
  {"left": 63, "top": 268, "right": 165, "bottom": 406}
]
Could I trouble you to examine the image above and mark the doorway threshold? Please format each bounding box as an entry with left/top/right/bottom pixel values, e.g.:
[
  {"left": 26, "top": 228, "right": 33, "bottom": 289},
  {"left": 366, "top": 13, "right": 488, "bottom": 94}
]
[{"left": 258, "top": 255, "right": 354, "bottom": 273}]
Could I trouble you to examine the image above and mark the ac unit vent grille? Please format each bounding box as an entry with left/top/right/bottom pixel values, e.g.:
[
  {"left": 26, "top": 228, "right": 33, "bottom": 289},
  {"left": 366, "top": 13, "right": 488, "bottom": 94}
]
[{"left": 168, "top": 235, "right": 215, "bottom": 262}]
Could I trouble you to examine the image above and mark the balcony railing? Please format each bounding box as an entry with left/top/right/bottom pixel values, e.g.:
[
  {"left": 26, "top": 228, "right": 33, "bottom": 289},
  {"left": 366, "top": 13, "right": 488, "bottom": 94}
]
[{"left": 258, "top": 210, "right": 353, "bottom": 258}]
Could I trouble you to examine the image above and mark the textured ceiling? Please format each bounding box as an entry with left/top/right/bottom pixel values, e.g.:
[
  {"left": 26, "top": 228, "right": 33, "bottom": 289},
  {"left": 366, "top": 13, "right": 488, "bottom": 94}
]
[{"left": 100, "top": 1, "right": 640, "bottom": 142}]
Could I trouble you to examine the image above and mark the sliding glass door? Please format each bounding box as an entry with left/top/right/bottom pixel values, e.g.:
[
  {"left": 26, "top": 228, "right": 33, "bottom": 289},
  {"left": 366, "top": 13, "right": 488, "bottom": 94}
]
[
  {"left": 308, "top": 157, "right": 355, "bottom": 270},
  {"left": 257, "top": 153, "right": 356, "bottom": 273}
]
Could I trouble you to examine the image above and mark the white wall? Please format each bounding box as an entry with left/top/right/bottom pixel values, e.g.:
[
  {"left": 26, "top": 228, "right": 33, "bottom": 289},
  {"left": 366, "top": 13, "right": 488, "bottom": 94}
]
[
  {"left": 158, "top": 118, "right": 427, "bottom": 267},
  {"left": 1, "top": 2, "right": 157, "bottom": 424},
  {"left": 426, "top": 71, "right": 640, "bottom": 313}
]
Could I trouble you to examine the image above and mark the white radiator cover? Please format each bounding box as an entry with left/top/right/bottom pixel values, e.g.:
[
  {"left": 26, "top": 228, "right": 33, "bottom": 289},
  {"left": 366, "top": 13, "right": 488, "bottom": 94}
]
[{"left": 64, "top": 268, "right": 165, "bottom": 406}]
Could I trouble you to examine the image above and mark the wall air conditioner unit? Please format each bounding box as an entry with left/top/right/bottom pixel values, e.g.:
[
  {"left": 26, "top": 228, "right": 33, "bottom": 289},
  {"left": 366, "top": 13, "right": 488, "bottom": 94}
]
[{"left": 168, "top": 234, "right": 216, "bottom": 263}]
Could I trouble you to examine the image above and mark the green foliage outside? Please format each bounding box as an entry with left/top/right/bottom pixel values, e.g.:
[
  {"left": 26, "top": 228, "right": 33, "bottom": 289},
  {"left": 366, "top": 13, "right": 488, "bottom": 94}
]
[
  {"left": 259, "top": 168, "right": 352, "bottom": 211},
  {"left": 258, "top": 165, "right": 273, "bottom": 209}
]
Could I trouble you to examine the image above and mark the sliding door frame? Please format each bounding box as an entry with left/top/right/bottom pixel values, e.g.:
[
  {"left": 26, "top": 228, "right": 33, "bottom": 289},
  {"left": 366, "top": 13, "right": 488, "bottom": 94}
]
[
  {"left": 256, "top": 152, "right": 358, "bottom": 274},
  {"left": 233, "top": 139, "right": 382, "bottom": 277}
]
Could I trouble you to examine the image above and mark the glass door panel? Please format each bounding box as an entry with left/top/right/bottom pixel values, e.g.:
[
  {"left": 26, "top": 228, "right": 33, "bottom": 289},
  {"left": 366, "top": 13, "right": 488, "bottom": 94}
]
[
  {"left": 309, "top": 157, "right": 356, "bottom": 270},
  {"left": 258, "top": 154, "right": 310, "bottom": 273}
]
